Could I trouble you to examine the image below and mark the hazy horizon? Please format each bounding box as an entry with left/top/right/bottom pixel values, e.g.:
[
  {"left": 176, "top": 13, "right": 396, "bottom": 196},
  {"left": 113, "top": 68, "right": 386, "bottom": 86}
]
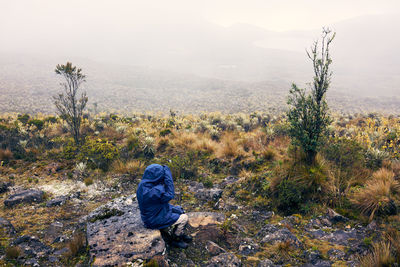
[{"left": 0, "top": 1, "right": 399, "bottom": 114}]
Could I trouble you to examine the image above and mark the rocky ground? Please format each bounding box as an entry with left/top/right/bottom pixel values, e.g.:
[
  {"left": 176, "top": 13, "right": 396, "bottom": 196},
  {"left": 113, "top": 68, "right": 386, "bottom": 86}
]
[{"left": 0, "top": 162, "right": 381, "bottom": 267}]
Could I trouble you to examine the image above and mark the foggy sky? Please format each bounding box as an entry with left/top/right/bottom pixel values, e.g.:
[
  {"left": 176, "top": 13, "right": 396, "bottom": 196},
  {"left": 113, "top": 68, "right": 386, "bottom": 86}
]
[
  {"left": 1, "top": 0, "right": 399, "bottom": 33},
  {"left": 0, "top": 0, "right": 399, "bottom": 97}
]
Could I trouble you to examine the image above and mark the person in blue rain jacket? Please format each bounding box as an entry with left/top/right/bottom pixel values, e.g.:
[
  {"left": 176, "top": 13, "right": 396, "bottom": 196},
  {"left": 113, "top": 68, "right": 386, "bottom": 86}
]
[{"left": 137, "top": 164, "right": 192, "bottom": 248}]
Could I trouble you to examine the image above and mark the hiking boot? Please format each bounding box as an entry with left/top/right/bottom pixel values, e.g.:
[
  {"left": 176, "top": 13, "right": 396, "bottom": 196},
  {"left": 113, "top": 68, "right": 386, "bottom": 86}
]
[
  {"left": 170, "top": 240, "right": 188, "bottom": 249},
  {"left": 180, "top": 234, "right": 193, "bottom": 243}
]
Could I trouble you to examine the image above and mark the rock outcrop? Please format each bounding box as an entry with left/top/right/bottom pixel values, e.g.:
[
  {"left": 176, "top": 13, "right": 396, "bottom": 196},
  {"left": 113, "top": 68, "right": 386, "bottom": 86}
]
[
  {"left": 46, "top": 195, "right": 68, "bottom": 207},
  {"left": 258, "top": 224, "right": 302, "bottom": 248},
  {"left": 187, "top": 212, "right": 225, "bottom": 228},
  {"left": 4, "top": 189, "right": 44, "bottom": 207},
  {"left": 12, "top": 235, "right": 53, "bottom": 266},
  {"left": 188, "top": 181, "right": 223, "bottom": 202},
  {"left": 85, "top": 195, "right": 165, "bottom": 267}
]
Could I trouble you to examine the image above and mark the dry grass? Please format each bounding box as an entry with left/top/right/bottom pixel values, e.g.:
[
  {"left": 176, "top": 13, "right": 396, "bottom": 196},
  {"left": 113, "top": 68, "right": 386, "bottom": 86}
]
[
  {"left": 351, "top": 168, "right": 400, "bottom": 220},
  {"left": 0, "top": 148, "right": 13, "bottom": 162},
  {"left": 100, "top": 125, "right": 124, "bottom": 141},
  {"left": 156, "top": 137, "right": 170, "bottom": 152},
  {"left": 66, "top": 232, "right": 87, "bottom": 258},
  {"left": 238, "top": 129, "right": 268, "bottom": 152},
  {"left": 172, "top": 131, "right": 197, "bottom": 150},
  {"left": 111, "top": 159, "right": 144, "bottom": 175},
  {"left": 359, "top": 241, "right": 394, "bottom": 267},
  {"left": 216, "top": 132, "right": 244, "bottom": 159},
  {"left": 192, "top": 139, "right": 218, "bottom": 155},
  {"left": 391, "top": 160, "right": 400, "bottom": 180}
]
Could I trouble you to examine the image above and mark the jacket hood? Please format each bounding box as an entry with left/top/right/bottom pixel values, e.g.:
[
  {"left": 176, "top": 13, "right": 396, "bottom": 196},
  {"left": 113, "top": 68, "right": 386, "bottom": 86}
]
[{"left": 141, "top": 164, "right": 165, "bottom": 184}]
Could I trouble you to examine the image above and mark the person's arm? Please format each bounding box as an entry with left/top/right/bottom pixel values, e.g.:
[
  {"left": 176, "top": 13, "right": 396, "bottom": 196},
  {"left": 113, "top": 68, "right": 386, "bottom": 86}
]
[
  {"left": 159, "top": 165, "right": 174, "bottom": 203},
  {"left": 171, "top": 205, "right": 184, "bottom": 214}
]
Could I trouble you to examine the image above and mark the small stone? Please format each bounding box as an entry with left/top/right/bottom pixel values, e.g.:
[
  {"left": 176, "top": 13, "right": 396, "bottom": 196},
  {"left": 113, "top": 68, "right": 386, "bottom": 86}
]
[
  {"left": 326, "top": 208, "right": 348, "bottom": 223},
  {"left": 259, "top": 224, "right": 302, "bottom": 248},
  {"left": 327, "top": 249, "right": 346, "bottom": 261},
  {"left": 239, "top": 238, "right": 259, "bottom": 256},
  {"left": 46, "top": 195, "right": 68, "bottom": 207},
  {"left": 219, "top": 176, "right": 239, "bottom": 187},
  {"left": 188, "top": 181, "right": 223, "bottom": 202},
  {"left": 258, "top": 258, "right": 276, "bottom": 267},
  {"left": 207, "top": 252, "right": 241, "bottom": 267},
  {"left": 366, "top": 221, "right": 377, "bottom": 231},
  {"left": 206, "top": 240, "right": 226, "bottom": 256}
]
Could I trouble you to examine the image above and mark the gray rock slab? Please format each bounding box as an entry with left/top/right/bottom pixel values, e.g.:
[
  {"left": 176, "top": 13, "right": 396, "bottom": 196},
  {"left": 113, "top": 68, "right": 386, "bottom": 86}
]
[
  {"left": 4, "top": 189, "right": 44, "bottom": 207},
  {"left": 86, "top": 195, "right": 165, "bottom": 267}
]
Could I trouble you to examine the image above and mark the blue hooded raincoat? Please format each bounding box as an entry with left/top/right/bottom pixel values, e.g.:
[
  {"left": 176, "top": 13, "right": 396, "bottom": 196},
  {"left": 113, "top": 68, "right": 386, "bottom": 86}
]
[{"left": 137, "top": 164, "right": 183, "bottom": 229}]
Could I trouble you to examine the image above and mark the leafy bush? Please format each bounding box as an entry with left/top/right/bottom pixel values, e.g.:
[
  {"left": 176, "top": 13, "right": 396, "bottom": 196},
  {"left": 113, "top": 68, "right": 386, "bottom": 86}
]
[
  {"left": 125, "top": 135, "right": 141, "bottom": 158},
  {"left": 167, "top": 155, "right": 198, "bottom": 180},
  {"left": 45, "top": 116, "right": 58, "bottom": 123},
  {"left": 28, "top": 119, "right": 45, "bottom": 130},
  {"left": 124, "top": 134, "right": 155, "bottom": 159},
  {"left": 323, "top": 137, "right": 364, "bottom": 168},
  {"left": 287, "top": 29, "right": 335, "bottom": 164},
  {"left": 62, "top": 139, "right": 78, "bottom": 160},
  {"left": 142, "top": 136, "right": 155, "bottom": 159},
  {"left": 365, "top": 148, "right": 389, "bottom": 170},
  {"left": 159, "top": 129, "right": 172, "bottom": 137},
  {"left": 78, "top": 137, "right": 119, "bottom": 171},
  {"left": 17, "top": 114, "right": 30, "bottom": 124},
  {"left": 275, "top": 178, "right": 304, "bottom": 215},
  {"left": 209, "top": 129, "right": 221, "bottom": 141},
  {"left": 272, "top": 122, "right": 290, "bottom": 137},
  {"left": 84, "top": 177, "right": 93, "bottom": 186}
]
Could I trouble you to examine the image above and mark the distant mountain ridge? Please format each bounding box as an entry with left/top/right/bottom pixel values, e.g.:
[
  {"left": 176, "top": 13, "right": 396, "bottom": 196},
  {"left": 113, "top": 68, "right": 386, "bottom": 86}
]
[
  {"left": 0, "top": 52, "right": 398, "bottom": 115},
  {"left": 0, "top": 14, "right": 399, "bottom": 114}
]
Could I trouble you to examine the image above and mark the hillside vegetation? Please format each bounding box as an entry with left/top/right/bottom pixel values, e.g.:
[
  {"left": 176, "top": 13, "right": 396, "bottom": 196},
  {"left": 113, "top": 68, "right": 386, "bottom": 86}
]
[{"left": 1, "top": 112, "right": 400, "bottom": 266}]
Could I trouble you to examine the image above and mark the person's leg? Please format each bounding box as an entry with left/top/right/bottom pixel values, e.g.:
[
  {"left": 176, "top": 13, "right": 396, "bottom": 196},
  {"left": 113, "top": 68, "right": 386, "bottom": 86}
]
[{"left": 171, "top": 213, "right": 188, "bottom": 236}]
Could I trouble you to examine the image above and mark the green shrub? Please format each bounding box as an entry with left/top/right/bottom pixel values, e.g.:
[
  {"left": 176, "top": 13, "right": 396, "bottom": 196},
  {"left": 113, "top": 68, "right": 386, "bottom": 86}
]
[
  {"left": 273, "top": 122, "right": 290, "bottom": 137},
  {"left": 276, "top": 178, "right": 304, "bottom": 215},
  {"left": 201, "top": 177, "right": 213, "bottom": 188},
  {"left": 209, "top": 129, "right": 221, "bottom": 141},
  {"left": 45, "top": 116, "right": 58, "bottom": 123},
  {"left": 124, "top": 134, "right": 156, "bottom": 159},
  {"left": 167, "top": 155, "right": 198, "bottom": 180},
  {"left": 62, "top": 139, "right": 78, "bottom": 159},
  {"left": 78, "top": 137, "right": 119, "bottom": 171},
  {"left": 365, "top": 148, "right": 389, "bottom": 170},
  {"left": 323, "top": 137, "right": 363, "bottom": 168},
  {"left": 159, "top": 129, "right": 172, "bottom": 137},
  {"left": 126, "top": 135, "right": 141, "bottom": 157},
  {"left": 28, "top": 119, "right": 45, "bottom": 130},
  {"left": 17, "top": 114, "right": 30, "bottom": 124},
  {"left": 142, "top": 137, "right": 155, "bottom": 159},
  {"left": 84, "top": 177, "right": 93, "bottom": 186}
]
